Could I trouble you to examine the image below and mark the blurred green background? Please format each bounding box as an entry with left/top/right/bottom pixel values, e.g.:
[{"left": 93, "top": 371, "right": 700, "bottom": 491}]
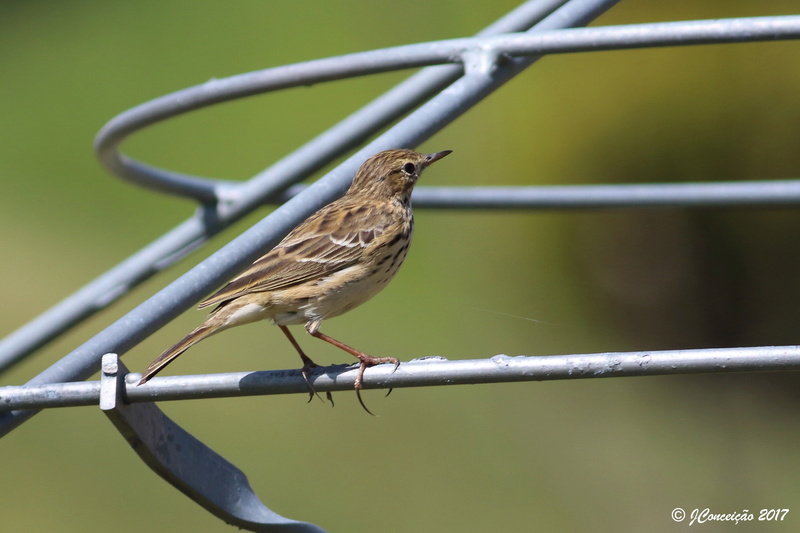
[{"left": 2, "top": 1, "right": 800, "bottom": 531}]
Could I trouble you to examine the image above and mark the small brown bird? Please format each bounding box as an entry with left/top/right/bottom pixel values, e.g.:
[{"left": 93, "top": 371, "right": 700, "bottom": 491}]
[{"left": 138, "top": 148, "right": 451, "bottom": 411}]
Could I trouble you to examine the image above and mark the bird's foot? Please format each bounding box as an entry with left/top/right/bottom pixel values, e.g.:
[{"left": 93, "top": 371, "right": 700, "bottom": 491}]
[
  {"left": 300, "top": 357, "right": 332, "bottom": 405},
  {"left": 354, "top": 355, "right": 400, "bottom": 416}
]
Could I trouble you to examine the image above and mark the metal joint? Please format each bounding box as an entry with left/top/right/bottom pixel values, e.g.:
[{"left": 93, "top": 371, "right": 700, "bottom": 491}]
[{"left": 461, "top": 45, "right": 505, "bottom": 77}]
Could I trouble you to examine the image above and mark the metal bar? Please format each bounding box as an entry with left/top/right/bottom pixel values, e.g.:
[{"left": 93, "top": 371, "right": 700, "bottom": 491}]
[
  {"left": 412, "top": 181, "right": 800, "bottom": 209},
  {"left": 96, "top": 15, "right": 800, "bottom": 199},
  {"left": 0, "top": 0, "right": 621, "bottom": 438},
  {"left": 0, "top": 0, "right": 565, "bottom": 373},
  {"left": 95, "top": 3, "right": 581, "bottom": 200},
  {"left": 0, "top": 218, "right": 212, "bottom": 372},
  {"left": 275, "top": 180, "right": 800, "bottom": 209},
  {"left": 100, "top": 354, "right": 327, "bottom": 532},
  {"left": 3, "top": 345, "right": 799, "bottom": 412}
]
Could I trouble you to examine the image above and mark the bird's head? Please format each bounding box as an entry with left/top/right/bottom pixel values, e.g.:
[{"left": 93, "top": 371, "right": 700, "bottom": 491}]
[{"left": 349, "top": 148, "right": 451, "bottom": 202}]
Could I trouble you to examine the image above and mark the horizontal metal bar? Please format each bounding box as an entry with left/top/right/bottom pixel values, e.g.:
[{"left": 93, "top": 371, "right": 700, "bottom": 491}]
[
  {"left": 2, "top": 346, "right": 798, "bottom": 412},
  {"left": 95, "top": 15, "right": 800, "bottom": 199},
  {"left": 270, "top": 179, "right": 800, "bottom": 210}
]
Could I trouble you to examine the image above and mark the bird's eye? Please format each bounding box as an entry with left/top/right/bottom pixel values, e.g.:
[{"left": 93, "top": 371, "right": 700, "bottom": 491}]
[{"left": 402, "top": 162, "right": 416, "bottom": 174}]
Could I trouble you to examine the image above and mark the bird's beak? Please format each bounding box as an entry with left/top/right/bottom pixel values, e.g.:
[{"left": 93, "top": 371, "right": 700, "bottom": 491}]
[{"left": 423, "top": 150, "right": 452, "bottom": 167}]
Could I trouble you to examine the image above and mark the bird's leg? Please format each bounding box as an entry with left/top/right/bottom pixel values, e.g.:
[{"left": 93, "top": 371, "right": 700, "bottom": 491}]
[
  {"left": 305, "top": 323, "right": 399, "bottom": 415},
  {"left": 306, "top": 328, "right": 400, "bottom": 387},
  {"left": 278, "top": 325, "right": 329, "bottom": 404}
]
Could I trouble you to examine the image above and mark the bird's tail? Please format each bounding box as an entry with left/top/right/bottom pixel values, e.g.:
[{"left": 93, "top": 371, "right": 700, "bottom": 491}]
[{"left": 137, "top": 323, "right": 218, "bottom": 385}]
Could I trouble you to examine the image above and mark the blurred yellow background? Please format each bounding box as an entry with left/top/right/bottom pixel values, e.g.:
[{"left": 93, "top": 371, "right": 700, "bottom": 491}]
[{"left": 2, "top": 1, "right": 800, "bottom": 531}]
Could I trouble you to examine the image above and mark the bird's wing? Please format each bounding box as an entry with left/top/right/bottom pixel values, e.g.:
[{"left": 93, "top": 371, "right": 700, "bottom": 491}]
[{"left": 198, "top": 199, "right": 392, "bottom": 309}]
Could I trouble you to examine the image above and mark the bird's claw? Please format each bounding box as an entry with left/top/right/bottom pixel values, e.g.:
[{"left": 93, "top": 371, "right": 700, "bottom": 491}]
[
  {"left": 353, "top": 357, "right": 400, "bottom": 415},
  {"left": 301, "top": 359, "right": 326, "bottom": 404}
]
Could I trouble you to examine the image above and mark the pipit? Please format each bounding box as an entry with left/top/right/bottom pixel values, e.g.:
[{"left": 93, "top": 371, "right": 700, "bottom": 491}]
[{"left": 138, "top": 148, "right": 451, "bottom": 412}]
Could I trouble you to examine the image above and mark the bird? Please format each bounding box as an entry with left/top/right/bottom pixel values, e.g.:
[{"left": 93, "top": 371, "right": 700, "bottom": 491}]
[{"left": 137, "top": 148, "right": 451, "bottom": 412}]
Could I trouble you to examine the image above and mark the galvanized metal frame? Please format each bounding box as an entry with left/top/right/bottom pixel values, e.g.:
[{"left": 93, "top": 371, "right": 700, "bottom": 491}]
[{"left": 2, "top": 1, "right": 800, "bottom": 531}]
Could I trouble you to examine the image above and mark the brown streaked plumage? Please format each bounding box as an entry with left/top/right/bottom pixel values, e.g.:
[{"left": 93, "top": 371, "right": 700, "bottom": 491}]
[{"left": 138, "top": 148, "right": 451, "bottom": 412}]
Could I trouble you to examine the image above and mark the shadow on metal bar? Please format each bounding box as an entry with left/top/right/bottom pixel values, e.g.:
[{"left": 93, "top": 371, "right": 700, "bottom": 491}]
[{"left": 100, "top": 354, "right": 327, "bottom": 533}]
